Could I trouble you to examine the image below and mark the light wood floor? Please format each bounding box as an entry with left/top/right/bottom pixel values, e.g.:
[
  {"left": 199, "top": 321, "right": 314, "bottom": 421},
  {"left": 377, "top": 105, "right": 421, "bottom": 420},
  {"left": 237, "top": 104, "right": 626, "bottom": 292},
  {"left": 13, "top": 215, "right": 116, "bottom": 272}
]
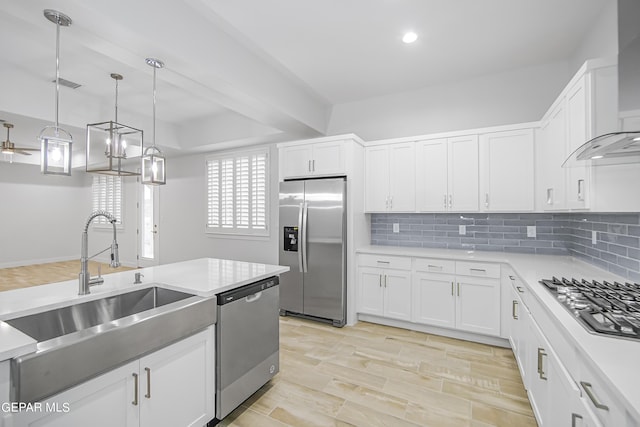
[
  {"left": 1, "top": 261, "right": 536, "bottom": 426},
  {"left": 0, "top": 260, "right": 135, "bottom": 292}
]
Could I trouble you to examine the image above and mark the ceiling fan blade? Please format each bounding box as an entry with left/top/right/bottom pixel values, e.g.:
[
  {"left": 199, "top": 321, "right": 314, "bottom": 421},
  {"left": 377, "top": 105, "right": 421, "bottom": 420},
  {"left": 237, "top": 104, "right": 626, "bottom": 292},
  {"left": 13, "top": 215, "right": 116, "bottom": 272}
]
[
  {"left": 13, "top": 150, "right": 33, "bottom": 156},
  {"left": 15, "top": 146, "right": 39, "bottom": 152}
]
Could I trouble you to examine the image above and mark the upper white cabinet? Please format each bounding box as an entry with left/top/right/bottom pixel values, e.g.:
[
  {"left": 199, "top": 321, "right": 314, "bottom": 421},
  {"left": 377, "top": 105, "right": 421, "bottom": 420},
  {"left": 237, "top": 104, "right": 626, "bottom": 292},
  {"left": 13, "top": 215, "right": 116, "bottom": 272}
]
[
  {"left": 479, "top": 129, "right": 535, "bottom": 211},
  {"left": 280, "top": 140, "right": 346, "bottom": 179},
  {"left": 416, "top": 135, "right": 479, "bottom": 212},
  {"left": 537, "top": 59, "right": 617, "bottom": 211},
  {"left": 365, "top": 142, "right": 415, "bottom": 212}
]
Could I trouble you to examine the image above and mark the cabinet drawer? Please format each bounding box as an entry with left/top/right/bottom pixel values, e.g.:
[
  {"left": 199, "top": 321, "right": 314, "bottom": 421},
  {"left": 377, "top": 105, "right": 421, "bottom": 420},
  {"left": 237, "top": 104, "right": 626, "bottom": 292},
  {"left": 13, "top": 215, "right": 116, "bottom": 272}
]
[
  {"left": 455, "top": 261, "right": 500, "bottom": 279},
  {"left": 413, "top": 258, "right": 455, "bottom": 274},
  {"left": 577, "top": 357, "right": 626, "bottom": 427},
  {"left": 358, "top": 254, "right": 411, "bottom": 270}
]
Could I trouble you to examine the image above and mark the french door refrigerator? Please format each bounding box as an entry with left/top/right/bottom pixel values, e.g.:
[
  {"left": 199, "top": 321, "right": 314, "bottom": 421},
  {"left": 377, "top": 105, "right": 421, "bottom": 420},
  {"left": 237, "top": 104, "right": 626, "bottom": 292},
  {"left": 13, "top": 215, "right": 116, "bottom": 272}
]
[{"left": 278, "top": 177, "right": 346, "bottom": 327}]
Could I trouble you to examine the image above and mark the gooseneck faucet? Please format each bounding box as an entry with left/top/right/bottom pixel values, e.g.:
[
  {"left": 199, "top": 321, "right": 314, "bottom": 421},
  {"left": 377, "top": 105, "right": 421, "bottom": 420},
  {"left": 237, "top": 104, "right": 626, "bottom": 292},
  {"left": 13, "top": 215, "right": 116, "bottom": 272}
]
[{"left": 79, "top": 210, "right": 120, "bottom": 295}]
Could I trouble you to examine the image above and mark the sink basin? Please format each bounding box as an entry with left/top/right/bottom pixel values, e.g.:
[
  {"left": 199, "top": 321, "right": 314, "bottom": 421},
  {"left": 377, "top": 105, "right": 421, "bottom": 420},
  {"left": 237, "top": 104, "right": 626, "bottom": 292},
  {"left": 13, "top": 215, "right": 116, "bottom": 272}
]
[
  {"left": 8, "top": 286, "right": 217, "bottom": 403},
  {"left": 7, "top": 287, "right": 194, "bottom": 342}
]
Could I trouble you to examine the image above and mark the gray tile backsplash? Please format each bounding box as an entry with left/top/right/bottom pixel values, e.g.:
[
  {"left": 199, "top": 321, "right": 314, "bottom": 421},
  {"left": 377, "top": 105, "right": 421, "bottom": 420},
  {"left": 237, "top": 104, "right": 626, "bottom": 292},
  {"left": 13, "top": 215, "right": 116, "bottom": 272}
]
[{"left": 370, "top": 213, "right": 640, "bottom": 281}]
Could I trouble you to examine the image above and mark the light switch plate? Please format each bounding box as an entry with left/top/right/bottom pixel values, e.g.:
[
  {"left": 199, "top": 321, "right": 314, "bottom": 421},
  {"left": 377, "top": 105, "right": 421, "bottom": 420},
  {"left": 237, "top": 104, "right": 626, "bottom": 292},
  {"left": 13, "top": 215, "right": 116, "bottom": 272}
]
[
  {"left": 592, "top": 230, "right": 597, "bottom": 245},
  {"left": 393, "top": 223, "right": 400, "bottom": 233},
  {"left": 459, "top": 225, "right": 466, "bottom": 235},
  {"left": 527, "top": 226, "right": 536, "bottom": 238}
]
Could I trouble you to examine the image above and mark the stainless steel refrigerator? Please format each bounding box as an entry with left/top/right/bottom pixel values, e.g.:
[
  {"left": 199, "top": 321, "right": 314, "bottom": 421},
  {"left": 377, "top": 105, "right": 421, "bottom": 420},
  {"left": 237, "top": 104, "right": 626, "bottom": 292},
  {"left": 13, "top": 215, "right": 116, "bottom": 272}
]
[{"left": 278, "top": 177, "right": 346, "bottom": 327}]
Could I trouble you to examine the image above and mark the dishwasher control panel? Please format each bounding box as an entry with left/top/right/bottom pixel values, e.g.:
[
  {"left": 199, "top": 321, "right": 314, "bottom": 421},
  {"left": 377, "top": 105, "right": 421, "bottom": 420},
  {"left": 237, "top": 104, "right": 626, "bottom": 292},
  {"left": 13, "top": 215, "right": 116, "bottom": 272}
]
[{"left": 283, "top": 226, "right": 298, "bottom": 252}]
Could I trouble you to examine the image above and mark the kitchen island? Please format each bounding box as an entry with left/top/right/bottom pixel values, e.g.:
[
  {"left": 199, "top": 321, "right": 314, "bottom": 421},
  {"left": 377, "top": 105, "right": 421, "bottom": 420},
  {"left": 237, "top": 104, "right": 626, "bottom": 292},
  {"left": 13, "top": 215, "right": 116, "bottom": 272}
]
[{"left": 0, "top": 258, "right": 288, "bottom": 427}]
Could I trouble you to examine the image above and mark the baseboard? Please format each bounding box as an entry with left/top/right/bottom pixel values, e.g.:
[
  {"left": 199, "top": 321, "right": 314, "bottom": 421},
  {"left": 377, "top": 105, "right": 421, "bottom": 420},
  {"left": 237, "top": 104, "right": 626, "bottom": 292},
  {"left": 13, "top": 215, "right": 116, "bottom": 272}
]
[
  {"left": 0, "top": 256, "right": 77, "bottom": 269},
  {"left": 357, "top": 314, "right": 511, "bottom": 348}
]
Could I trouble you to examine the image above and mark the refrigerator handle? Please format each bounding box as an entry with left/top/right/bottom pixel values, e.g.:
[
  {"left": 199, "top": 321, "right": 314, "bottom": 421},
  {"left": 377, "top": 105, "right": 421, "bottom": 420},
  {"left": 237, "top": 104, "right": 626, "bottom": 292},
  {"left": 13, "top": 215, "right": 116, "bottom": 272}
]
[
  {"left": 302, "top": 201, "right": 309, "bottom": 273},
  {"left": 297, "top": 203, "right": 304, "bottom": 273}
]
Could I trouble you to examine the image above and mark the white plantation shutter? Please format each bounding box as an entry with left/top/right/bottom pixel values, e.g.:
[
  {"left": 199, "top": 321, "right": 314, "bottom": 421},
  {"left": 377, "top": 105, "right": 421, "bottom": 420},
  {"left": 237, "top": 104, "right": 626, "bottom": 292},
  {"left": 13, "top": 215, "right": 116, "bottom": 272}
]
[
  {"left": 206, "top": 148, "right": 269, "bottom": 236},
  {"left": 92, "top": 175, "right": 123, "bottom": 225}
]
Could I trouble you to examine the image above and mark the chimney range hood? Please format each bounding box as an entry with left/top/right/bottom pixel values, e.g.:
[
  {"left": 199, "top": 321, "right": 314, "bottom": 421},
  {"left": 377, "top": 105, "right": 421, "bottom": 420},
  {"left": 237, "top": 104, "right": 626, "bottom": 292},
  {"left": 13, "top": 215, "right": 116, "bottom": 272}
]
[{"left": 564, "top": 0, "right": 640, "bottom": 166}]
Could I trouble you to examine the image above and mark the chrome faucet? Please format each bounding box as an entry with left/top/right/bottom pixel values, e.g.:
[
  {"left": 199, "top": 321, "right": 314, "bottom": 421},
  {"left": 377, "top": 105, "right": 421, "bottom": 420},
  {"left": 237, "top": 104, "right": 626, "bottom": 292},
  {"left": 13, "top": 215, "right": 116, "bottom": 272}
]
[{"left": 79, "top": 210, "right": 120, "bottom": 295}]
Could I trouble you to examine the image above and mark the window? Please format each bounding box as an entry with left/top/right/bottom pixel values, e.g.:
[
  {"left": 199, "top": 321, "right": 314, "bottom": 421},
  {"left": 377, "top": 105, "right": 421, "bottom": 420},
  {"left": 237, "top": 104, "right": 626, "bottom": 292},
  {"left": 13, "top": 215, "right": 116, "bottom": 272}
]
[
  {"left": 92, "top": 175, "right": 123, "bottom": 226},
  {"left": 206, "top": 148, "right": 268, "bottom": 236}
]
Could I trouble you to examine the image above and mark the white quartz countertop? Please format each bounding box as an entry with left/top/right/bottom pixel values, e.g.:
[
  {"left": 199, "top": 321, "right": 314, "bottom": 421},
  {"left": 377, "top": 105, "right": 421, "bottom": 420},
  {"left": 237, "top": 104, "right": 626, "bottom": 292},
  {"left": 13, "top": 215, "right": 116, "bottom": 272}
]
[
  {"left": 0, "top": 258, "right": 289, "bottom": 362},
  {"left": 357, "top": 245, "right": 640, "bottom": 421}
]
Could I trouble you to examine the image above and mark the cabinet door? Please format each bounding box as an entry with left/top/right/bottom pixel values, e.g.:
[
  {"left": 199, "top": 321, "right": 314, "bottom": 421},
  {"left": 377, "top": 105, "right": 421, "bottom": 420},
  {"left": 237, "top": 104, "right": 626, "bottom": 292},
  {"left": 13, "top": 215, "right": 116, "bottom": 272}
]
[
  {"left": 565, "top": 77, "right": 590, "bottom": 209},
  {"left": 365, "top": 146, "right": 390, "bottom": 212},
  {"left": 311, "top": 141, "right": 346, "bottom": 176},
  {"left": 280, "top": 145, "right": 312, "bottom": 179},
  {"left": 480, "top": 129, "right": 534, "bottom": 211},
  {"left": 412, "top": 272, "right": 456, "bottom": 328},
  {"left": 416, "top": 139, "right": 448, "bottom": 212},
  {"left": 455, "top": 276, "right": 500, "bottom": 336},
  {"left": 139, "top": 327, "right": 214, "bottom": 427},
  {"left": 448, "top": 135, "right": 479, "bottom": 211},
  {"left": 382, "top": 269, "right": 412, "bottom": 321},
  {"left": 539, "top": 104, "right": 567, "bottom": 210},
  {"left": 358, "top": 267, "right": 384, "bottom": 316},
  {"left": 9, "top": 361, "right": 139, "bottom": 427},
  {"left": 389, "top": 143, "right": 416, "bottom": 211}
]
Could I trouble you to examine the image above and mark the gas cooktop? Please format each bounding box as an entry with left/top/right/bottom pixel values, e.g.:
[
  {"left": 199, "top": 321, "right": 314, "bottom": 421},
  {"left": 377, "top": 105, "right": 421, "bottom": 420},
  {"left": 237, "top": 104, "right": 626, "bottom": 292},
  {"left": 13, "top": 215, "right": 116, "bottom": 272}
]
[{"left": 539, "top": 277, "right": 640, "bottom": 341}]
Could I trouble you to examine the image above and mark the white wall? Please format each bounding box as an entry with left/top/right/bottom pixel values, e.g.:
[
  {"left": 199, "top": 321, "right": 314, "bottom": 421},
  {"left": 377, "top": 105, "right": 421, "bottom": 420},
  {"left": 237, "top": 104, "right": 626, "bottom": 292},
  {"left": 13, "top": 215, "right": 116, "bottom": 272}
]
[
  {"left": 569, "top": 2, "right": 618, "bottom": 75},
  {"left": 326, "top": 60, "right": 571, "bottom": 141},
  {"left": 0, "top": 163, "right": 88, "bottom": 268},
  {"left": 158, "top": 145, "right": 279, "bottom": 265}
]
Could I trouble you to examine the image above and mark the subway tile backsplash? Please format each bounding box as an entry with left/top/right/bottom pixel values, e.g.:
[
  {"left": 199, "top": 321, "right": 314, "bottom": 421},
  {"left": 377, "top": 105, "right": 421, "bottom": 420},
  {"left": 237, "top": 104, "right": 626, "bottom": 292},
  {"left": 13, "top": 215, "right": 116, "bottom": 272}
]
[{"left": 370, "top": 213, "right": 640, "bottom": 282}]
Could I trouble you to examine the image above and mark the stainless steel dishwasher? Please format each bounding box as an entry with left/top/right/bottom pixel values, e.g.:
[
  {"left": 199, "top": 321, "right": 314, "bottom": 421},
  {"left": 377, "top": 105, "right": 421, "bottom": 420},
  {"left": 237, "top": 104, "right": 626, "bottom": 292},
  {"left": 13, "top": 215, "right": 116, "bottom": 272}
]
[{"left": 214, "top": 276, "right": 279, "bottom": 421}]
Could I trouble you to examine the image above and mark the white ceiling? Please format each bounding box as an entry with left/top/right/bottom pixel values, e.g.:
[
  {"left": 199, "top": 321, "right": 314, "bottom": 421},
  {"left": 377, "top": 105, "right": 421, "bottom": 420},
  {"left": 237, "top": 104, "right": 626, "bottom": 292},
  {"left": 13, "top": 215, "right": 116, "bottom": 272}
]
[{"left": 0, "top": 0, "right": 609, "bottom": 158}]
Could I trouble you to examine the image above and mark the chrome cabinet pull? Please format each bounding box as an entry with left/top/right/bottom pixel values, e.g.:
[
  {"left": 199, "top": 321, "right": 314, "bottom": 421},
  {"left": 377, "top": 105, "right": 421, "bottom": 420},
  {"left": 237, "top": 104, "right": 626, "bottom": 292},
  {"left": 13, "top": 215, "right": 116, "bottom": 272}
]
[
  {"left": 389, "top": 196, "right": 393, "bottom": 210},
  {"left": 443, "top": 194, "right": 447, "bottom": 209},
  {"left": 516, "top": 286, "right": 524, "bottom": 293},
  {"left": 312, "top": 159, "right": 315, "bottom": 172},
  {"left": 485, "top": 193, "right": 489, "bottom": 208},
  {"left": 385, "top": 196, "right": 389, "bottom": 210},
  {"left": 379, "top": 274, "right": 382, "bottom": 287},
  {"left": 546, "top": 188, "right": 553, "bottom": 205},
  {"left": 580, "top": 381, "right": 609, "bottom": 411},
  {"left": 571, "top": 413, "right": 583, "bottom": 427},
  {"left": 512, "top": 300, "right": 518, "bottom": 319},
  {"left": 384, "top": 275, "right": 387, "bottom": 288},
  {"left": 448, "top": 194, "right": 452, "bottom": 209},
  {"left": 308, "top": 159, "right": 312, "bottom": 172},
  {"left": 577, "top": 179, "right": 584, "bottom": 201},
  {"left": 376, "top": 260, "right": 390, "bottom": 264},
  {"left": 451, "top": 282, "right": 454, "bottom": 296},
  {"left": 144, "top": 367, "right": 151, "bottom": 399},
  {"left": 470, "top": 268, "right": 486, "bottom": 274},
  {"left": 537, "top": 348, "right": 547, "bottom": 380},
  {"left": 508, "top": 275, "right": 515, "bottom": 281},
  {"left": 457, "top": 282, "right": 460, "bottom": 297},
  {"left": 428, "top": 264, "right": 443, "bottom": 270},
  {"left": 132, "top": 373, "right": 139, "bottom": 406}
]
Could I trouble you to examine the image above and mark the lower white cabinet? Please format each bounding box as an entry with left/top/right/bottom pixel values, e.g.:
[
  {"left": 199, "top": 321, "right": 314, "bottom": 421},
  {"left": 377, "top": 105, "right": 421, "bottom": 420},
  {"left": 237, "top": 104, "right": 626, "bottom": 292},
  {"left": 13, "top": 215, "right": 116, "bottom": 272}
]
[
  {"left": 7, "top": 327, "right": 215, "bottom": 427},
  {"left": 358, "top": 266, "right": 411, "bottom": 321},
  {"left": 412, "top": 272, "right": 456, "bottom": 328}
]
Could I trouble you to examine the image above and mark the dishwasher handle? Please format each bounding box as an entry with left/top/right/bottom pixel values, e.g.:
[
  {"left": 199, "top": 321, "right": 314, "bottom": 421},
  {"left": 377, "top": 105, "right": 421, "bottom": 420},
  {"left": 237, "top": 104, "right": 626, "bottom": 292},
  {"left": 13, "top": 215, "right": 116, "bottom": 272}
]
[{"left": 245, "top": 292, "right": 262, "bottom": 303}]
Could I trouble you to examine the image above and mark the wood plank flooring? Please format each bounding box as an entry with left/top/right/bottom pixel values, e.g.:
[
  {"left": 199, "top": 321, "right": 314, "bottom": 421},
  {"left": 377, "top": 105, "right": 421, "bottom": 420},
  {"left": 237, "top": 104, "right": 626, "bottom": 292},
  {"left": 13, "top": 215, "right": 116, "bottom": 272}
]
[{"left": 0, "top": 261, "right": 536, "bottom": 426}]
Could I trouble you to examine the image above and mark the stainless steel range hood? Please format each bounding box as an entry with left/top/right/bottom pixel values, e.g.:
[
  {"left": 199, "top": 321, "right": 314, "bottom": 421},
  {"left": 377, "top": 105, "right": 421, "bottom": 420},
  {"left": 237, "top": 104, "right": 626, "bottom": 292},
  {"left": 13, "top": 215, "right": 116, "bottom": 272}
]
[{"left": 564, "top": 0, "right": 640, "bottom": 166}]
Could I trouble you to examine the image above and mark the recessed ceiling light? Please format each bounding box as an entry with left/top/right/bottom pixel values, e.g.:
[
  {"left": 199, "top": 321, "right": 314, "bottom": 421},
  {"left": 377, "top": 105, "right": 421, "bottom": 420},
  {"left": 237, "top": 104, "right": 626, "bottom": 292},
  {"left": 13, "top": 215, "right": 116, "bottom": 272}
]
[
  {"left": 591, "top": 155, "right": 604, "bottom": 159},
  {"left": 402, "top": 32, "right": 418, "bottom": 44}
]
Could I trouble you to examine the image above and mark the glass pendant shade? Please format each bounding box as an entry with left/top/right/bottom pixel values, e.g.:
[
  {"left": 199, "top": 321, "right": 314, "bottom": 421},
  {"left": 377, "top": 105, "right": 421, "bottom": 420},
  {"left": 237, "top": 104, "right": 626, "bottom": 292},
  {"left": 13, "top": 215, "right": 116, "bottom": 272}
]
[
  {"left": 86, "top": 121, "right": 143, "bottom": 176},
  {"left": 40, "top": 132, "right": 72, "bottom": 175},
  {"left": 141, "top": 146, "right": 166, "bottom": 185}
]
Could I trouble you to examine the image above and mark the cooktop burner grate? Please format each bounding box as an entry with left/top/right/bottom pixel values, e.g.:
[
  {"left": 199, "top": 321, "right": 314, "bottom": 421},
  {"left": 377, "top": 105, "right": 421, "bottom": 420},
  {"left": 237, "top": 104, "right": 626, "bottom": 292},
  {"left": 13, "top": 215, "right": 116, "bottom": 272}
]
[{"left": 539, "top": 277, "right": 640, "bottom": 340}]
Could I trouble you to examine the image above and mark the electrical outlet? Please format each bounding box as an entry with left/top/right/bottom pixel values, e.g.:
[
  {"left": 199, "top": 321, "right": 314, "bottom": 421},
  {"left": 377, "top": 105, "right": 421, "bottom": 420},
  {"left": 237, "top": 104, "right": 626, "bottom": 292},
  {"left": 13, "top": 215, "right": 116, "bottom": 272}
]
[
  {"left": 393, "top": 223, "right": 400, "bottom": 233},
  {"left": 592, "top": 230, "right": 597, "bottom": 245},
  {"left": 527, "top": 226, "right": 536, "bottom": 238},
  {"left": 459, "top": 225, "right": 466, "bottom": 235}
]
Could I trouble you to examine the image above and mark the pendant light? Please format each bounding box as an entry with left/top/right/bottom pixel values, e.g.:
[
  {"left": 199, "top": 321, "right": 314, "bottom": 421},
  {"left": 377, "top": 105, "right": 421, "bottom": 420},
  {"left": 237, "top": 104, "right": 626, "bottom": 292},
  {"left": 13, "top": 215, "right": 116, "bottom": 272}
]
[
  {"left": 86, "top": 73, "right": 143, "bottom": 175},
  {"left": 39, "top": 9, "right": 73, "bottom": 176},
  {"left": 141, "top": 58, "right": 166, "bottom": 185}
]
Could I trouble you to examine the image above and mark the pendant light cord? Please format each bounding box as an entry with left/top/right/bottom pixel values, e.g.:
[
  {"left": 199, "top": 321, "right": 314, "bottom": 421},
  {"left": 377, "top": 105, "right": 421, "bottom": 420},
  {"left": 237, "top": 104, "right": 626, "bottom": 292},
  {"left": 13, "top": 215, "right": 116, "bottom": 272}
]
[
  {"left": 114, "top": 77, "right": 119, "bottom": 123},
  {"left": 54, "top": 16, "right": 60, "bottom": 137},
  {"left": 152, "top": 65, "right": 157, "bottom": 149}
]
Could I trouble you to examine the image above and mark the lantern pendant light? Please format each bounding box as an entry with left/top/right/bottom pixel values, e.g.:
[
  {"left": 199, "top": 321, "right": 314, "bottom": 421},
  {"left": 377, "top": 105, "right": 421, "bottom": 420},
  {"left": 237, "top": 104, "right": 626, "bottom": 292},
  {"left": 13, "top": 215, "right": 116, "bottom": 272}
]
[
  {"left": 39, "top": 9, "right": 73, "bottom": 176},
  {"left": 86, "top": 73, "right": 143, "bottom": 175},
  {"left": 141, "top": 58, "right": 166, "bottom": 185}
]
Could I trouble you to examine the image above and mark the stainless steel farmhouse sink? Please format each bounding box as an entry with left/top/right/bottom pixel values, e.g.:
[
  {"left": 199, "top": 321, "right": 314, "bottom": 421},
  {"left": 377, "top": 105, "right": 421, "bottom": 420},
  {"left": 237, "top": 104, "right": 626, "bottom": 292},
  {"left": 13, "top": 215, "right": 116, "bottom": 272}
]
[{"left": 6, "top": 286, "right": 217, "bottom": 403}]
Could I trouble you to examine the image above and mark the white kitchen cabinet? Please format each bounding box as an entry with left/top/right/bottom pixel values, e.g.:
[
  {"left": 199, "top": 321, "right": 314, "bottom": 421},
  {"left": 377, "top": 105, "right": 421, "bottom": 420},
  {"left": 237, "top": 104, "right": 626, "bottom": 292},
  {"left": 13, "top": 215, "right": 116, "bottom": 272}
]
[
  {"left": 416, "top": 136, "right": 478, "bottom": 212},
  {"left": 479, "top": 129, "right": 534, "bottom": 211},
  {"left": 7, "top": 328, "right": 214, "bottom": 427},
  {"left": 508, "top": 284, "right": 530, "bottom": 389},
  {"left": 537, "top": 59, "right": 617, "bottom": 211},
  {"left": 357, "top": 255, "right": 412, "bottom": 320},
  {"left": 365, "top": 143, "right": 415, "bottom": 212},
  {"left": 412, "top": 259, "right": 501, "bottom": 337},
  {"left": 280, "top": 140, "right": 345, "bottom": 179}
]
